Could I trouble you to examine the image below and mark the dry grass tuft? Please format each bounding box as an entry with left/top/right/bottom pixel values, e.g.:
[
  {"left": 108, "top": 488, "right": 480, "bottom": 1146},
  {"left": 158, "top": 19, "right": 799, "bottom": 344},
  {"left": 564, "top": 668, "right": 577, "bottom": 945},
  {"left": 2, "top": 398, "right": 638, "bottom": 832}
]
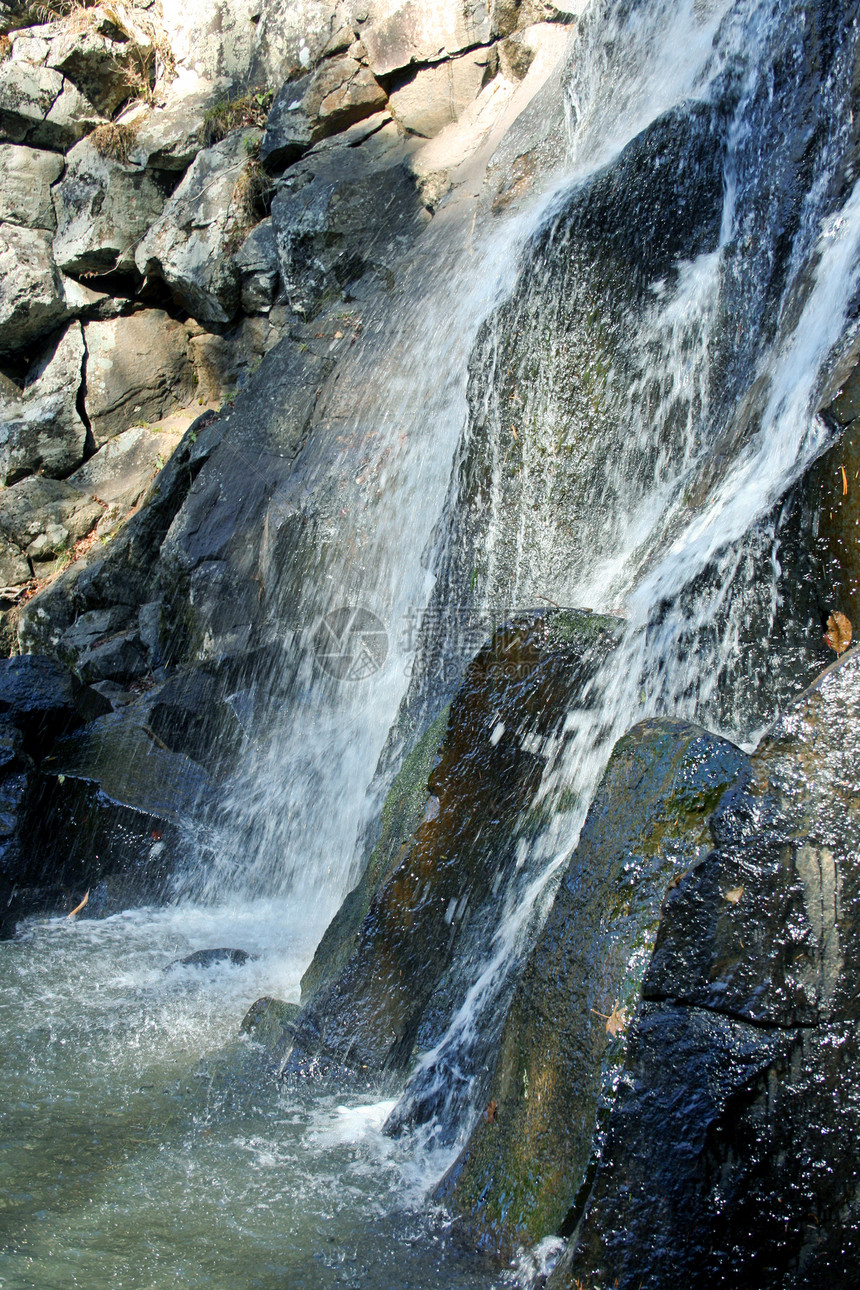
[{"left": 90, "top": 118, "right": 139, "bottom": 161}]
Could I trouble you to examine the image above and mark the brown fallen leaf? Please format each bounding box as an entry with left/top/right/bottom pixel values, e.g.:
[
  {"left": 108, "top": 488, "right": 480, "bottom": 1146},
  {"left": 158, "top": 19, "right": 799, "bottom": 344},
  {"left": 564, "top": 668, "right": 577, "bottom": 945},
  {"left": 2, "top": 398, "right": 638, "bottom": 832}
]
[
  {"left": 824, "top": 611, "right": 853, "bottom": 656},
  {"left": 605, "top": 1005, "right": 627, "bottom": 1038},
  {"left": 68, "top": 890, "right": 89, "bottom": 919},
  {"left": 842, "top": 465, "right": 849, "bottom": 496},
  {"left": 484, "top": 1099, "right": 498, "bottom": 1124},
  {"left": 725, "top": 885, "right": 744, "bottom": 904}
]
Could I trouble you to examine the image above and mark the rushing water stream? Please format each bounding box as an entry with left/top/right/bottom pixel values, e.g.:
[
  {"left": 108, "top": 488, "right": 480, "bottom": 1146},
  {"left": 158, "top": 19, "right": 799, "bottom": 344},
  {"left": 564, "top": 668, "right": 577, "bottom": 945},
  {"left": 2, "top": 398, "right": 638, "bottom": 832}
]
[{"left": 4, "top": 0, "right": 860, "bottom": 1283}]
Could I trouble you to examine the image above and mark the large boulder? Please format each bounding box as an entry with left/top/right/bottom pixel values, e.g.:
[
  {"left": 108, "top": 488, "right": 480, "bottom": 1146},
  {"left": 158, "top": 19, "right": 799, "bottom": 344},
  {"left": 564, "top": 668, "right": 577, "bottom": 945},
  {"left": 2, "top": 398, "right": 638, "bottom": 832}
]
[
  {"left": 0, "top": 143, "right": 63, "bottom": 230},
  {"left": 83, "top": 311, "right": 194, "bottom": 446},
  {"left": 0, "top": 475, "right": 101, "bottom": 568},
  {"left": 0, "top": 59, "right": 102, "bottom": 149},
  {"left": 545, "top": 649, "right": 860, "bottom": 1287},
  {"left": 135, "top": 128, "right": 263, "bottom": 325},
  {"left": 260, "top": 55, "right": 387, "bottom": 171},
  {"left": 39, "top": 9, "right": 156, "bottom": 118},
  {"left": 435, "top": 718, "right": 749, "bottom": 1253},
  {"left": 0, "top": 322, "right": 87, "bottom": 482},
  {"left": 283, "top": 610, "right": 621, "bottom": 1077},
  {"left": 52, "top": 136, "right": 173, "bottom": 276},
  {"left": 124, "top": 76, "right": 227, "bottom": 172}
]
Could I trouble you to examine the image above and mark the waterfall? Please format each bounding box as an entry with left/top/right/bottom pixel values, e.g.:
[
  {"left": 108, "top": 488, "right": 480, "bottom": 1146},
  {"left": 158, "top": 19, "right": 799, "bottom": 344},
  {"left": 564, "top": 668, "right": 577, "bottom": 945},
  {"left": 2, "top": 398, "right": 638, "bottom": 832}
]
[{"left": 386, "top": 0, "right": 860, "bottom": 1166}]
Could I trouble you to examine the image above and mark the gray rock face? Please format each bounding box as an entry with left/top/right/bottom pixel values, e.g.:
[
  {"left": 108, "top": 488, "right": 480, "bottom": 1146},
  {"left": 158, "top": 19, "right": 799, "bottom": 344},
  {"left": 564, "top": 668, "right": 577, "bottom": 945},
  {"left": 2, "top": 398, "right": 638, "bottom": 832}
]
[
  {"left": 549, "top": 649, "right": 860, "bottom": 1288},
  {"left": 83, "top": 311, "right": 193, "bottom": 446},
  {"left": 69, "top": 423, "right": 177, "bottom": 508},
  {"left": 261, "top": 55, "right": 387, "bottom": 171},
  {"left": 0, "top": 224, "right": 69, "bottom": 353},
  {"left": 0, "top": 59, "right": 102, "bottom": 149},
  {"left": 124, "top": 79, "right": 224, "bottom": 171},
  {"left": 248, "top": 0, "right": 350, "bottom": 86},
  {"left": 135, "top": 129, "right": 262, "bottom": 325},
  {"left": 354, "top": 0, "right": 493, "bottom": 77},
  {"left": 40, "top": 18, "right": 151, "bottom": 118},
  {"left": 234, "top": 216, "right": 280, "bottom": 312},
  {"left": 0, "top": 322, "right": 87, "bottom": 482},
  {"left": 387, "top": 46, "right": 493, "bottom": 137},
  {"left": 0, "top": 144, "right": 63, "bottom": 230},
  {"left": 0, "top": 474, "right": 101, "bottom": 565},
  {"left": 270, "top": 122, "right": 427, "bottom": 316},
  {"left": 52, "top": 137, "right": 171, "bottom": 275}
]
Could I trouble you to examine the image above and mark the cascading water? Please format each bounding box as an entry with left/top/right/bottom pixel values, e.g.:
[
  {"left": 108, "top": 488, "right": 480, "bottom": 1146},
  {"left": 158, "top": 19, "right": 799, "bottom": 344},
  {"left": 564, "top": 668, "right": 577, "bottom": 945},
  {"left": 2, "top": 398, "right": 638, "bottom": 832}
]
[
  {"left": 387, "top": 0, "right": 860, "bottom": 1175},
  {"left": 3, "top": 0, "right": 860, "bottom": 1285}
]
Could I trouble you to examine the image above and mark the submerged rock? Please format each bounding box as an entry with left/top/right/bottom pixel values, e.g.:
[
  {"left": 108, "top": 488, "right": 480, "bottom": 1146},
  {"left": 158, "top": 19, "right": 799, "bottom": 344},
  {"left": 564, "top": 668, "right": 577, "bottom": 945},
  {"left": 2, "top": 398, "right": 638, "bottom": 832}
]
[
  {"left": 240, "top": 996, "right": 302, "bottom": 1051},
  {"left": 169, "top": 947, "right": 252, "bottom": 969}
]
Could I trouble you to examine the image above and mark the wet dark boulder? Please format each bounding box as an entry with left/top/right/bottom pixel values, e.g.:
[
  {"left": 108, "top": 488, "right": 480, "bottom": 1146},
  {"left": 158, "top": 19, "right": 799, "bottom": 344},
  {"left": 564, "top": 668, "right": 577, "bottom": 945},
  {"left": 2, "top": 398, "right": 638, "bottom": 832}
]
[
  {"left": 168, "top": 947, "right": 252, "bottom": 970},
  {"left": 436, "top": 717, "right": 749, "bottom": 1254},
  {"left": 283, "top": 609, "right": 621, "bottom": 1078},
  {"left": 0, "top": 654, "right": 110, "bottom": 755},
  {"left": 551, "top": 647, "right": 860, "bottom": 1288}
]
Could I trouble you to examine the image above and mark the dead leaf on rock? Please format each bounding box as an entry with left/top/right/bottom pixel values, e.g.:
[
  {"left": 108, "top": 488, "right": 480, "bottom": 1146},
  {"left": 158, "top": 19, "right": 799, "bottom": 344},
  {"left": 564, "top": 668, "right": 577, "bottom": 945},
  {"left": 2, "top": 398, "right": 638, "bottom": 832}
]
[
  {"left": 605, "top": 1005, "right": 627, "bottom": 1037},
  {"left": 725, "top": 885, "right": 744, "bottom": 904},
  {"left": 824, "top": 611, "right": 853, "bottom": 656},
  {"left": 484, "top": 1099, "right": 498, "bottom": 1124}
]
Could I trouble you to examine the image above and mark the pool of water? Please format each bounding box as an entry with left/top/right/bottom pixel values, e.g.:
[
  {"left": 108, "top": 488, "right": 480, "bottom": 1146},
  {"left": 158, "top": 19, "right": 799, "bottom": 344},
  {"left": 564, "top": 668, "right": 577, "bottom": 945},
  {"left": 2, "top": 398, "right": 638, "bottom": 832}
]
[{"left": 0, "top": 902, "right": 521, "bottom": 1290}]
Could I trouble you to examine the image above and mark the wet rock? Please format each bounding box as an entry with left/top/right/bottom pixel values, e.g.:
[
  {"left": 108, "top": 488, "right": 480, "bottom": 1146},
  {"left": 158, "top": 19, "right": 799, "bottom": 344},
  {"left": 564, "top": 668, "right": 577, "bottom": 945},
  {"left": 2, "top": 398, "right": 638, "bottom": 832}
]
[
  {"left": 387, "top": 47, "right": 493, "bottom": 138},
  {"left": 146, "top": 668, "right": 245, "bottom": 772},
  {"left": 0, "top": 60, "right": 102, "bottom": 150},
  {"left": 169, "top": 947, "right": 252, "bottom": 969},
  {"left": 0, "top": 653, "right": 109, "bottom": 752},
  {"left": 52, "top": 137, "right": 173, "bottom": 277},
  {"left": 436, "top": 718, "right": 749, "bottom": 1254},
  {"left": 135, "top": 128, "right": 262, "bottom": 325},
  {"left": 0, "top": 225, "right": 69, "bottom": 355},
  {"left": 42, "top": 702, "right": 209, "bottom": 816},
  {"left": 83, "top": 312, "right": 194, "bottom": 447},
  {"left": 241, "top": 996, "right": 302, "bottom": 1049},
  {"left": 270, "top": 122, "right": 427, "bottom": 317},
  {"left": 284, "top": 610, "right": 621, "bottom": 1076},
  {"left": 552, "top": 649, "right": 860, "bottom": 1288},
  {"left": 300, "top": 703, "right": 451, "bottom": 1004},
  {"left": 0, "top": 321, "right": 86, "bottom": 481},
  {"left": 0, "top": 144, "right": 63, "bottom": 231},
  {"left": 260, "top": 55, "right": 386, "bottom": 171}
]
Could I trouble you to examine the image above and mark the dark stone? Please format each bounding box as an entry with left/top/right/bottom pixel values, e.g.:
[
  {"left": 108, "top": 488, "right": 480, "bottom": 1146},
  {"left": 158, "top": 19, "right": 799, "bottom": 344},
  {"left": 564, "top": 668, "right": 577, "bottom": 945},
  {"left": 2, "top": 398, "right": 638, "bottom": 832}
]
[
  {"left": 146, "top": 668, "right": 245, "bottom": 772},
  {"left": 283, "top": 610, "right": 621, "bottom": 1078},
  {"left": 0, "top": 654, "right": 110, "bottom": 755},
  {"left": 434, "top": 718, "right": 749, "bottom": 1254},
  {"left": 240, "top": 996, "right": 302, "bottom": 1051},
  {"left": 169, "top": 947, "right": 252, "bottom": 970},
  {"left": 552, "top": 649, "right": 860, "bottom": 1288},
  {"left": 299, "top": 702, "right": 450, "bottom": 1004}
]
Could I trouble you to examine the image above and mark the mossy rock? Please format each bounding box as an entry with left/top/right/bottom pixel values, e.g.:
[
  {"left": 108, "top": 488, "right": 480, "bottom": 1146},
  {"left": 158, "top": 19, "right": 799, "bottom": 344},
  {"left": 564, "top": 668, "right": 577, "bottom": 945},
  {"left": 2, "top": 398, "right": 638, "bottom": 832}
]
[
  {"left": 285, "top": 608, "right": 621, "bottom": 1077},
  {"left": 240, "top": 997, "right": 302, "bottom": 1053},
  {"left": 436, "top": 717, "right": 749, "bottom": 1255}
]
